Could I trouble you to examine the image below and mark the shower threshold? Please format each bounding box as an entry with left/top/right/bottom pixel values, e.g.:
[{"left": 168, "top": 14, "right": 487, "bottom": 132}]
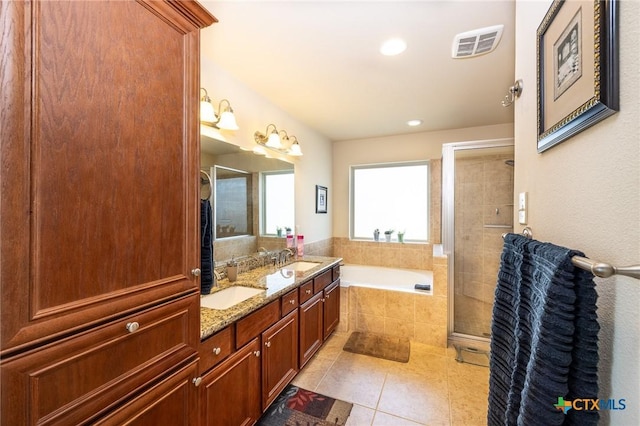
[{"left": 454, "top": 344, "right": 490, "bottom": 367}]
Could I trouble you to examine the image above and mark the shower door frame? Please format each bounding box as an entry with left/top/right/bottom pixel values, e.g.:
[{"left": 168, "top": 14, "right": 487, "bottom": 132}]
[{"left": 442, "top": 138, "right": 514, "bottom": 348}]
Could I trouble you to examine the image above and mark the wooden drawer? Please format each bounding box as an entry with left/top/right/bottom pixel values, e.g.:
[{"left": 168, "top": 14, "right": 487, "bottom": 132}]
[
  {"left": 281, "top": 288, "right": 299, "bottom": 316},
  {"left": 299, "top": 280, "right": 314, "bottom": 304},
  {"left": 313, "top": 269, "right": 333, "bottom": 294},
  {"left": 0, "top": 293, "right": 199, "bottom": 426},
  {"left": 332, "top": 265, "right": 341, "bottom": 281},
  {"left": 199, "top": 326, "right": 233, "bottom": 374},
  {"left": 93, "top": 359, "right": 199, "bottom": 425},
  {"left": 236, "top": 300, "right": 280, "bottom": 349}
]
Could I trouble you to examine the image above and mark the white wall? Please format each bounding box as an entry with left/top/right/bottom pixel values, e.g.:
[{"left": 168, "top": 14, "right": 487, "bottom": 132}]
[
  {"left": 201, "top": 58, "right": 333, "bottom": 244},
  {"left": 514, "top": 1, "right": 639, "bottom": 424},
  {"left": 332, "top": 123, "right": 514, "bottom": 237}
]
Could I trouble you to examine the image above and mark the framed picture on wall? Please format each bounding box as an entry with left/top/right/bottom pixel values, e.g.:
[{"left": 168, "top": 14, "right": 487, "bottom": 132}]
[
  {"left": 315, "top": 185, "right": 327, "bottom": 214},
  {"left": 536, "top": 0, "right": 618, "bottom": 153}
]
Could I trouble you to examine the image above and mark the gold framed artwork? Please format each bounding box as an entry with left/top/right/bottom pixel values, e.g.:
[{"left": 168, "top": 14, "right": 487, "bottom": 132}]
[{"left": 536, "top": 0, "right": 618, "bottom": 153}]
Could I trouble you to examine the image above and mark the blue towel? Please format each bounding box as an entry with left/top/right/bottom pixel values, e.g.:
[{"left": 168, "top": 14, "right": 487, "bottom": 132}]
[
  {"left": 200, "top": 199, "right": 213, "bottom": 294},
  {"left": 488, "top": 234, "right": 599, "bottom": 426}
]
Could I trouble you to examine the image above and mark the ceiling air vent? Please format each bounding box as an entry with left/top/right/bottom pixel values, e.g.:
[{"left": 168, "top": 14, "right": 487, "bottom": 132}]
[{"left": 452, "top": 25, "right": 504, "bottom": 58}]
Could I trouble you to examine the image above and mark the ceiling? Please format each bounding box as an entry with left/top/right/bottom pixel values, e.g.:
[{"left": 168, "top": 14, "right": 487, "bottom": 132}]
[{"left": 200, "top": 1, "right": 516, "bottom": 142}]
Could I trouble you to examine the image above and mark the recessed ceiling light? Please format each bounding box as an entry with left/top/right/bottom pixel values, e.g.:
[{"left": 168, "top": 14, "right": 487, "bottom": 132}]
[
  {"left": 380, "top": 38, "right": 407, "bottom": 56},
  {"left": 407, "top": 119, "right": 423, "bottom": 127}
]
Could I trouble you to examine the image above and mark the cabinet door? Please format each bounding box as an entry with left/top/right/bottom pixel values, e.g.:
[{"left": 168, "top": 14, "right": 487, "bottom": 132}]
[
  {"left": 0, "top": 0, "right": 214, "bottom": 354},
  {"left": 93, "top": 359, "right": 199, "bottom": 426},
  {"left": 201, "top": 339, "right": 262, "bottom": 426},
  {"left": 298, "top": 292, "right": 324, "bottom": 369},
  {"left": 262, "top": 310, "right": 299, "bottom": 410},
  {"left": 323, "top": 280, "right": 341, "bottom": 340}
]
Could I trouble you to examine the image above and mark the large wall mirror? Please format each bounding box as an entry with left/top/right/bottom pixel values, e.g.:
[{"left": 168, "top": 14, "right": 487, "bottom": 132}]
[{"left": 201, "top": 133, "right": 294, "bottom": 241}]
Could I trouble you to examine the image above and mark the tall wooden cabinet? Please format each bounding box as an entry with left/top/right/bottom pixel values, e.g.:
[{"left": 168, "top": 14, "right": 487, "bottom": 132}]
[{"left": 0, "top": 1, "right": 215, "bottom": 424}]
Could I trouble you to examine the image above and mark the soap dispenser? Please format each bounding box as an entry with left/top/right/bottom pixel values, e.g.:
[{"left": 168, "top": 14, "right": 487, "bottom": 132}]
[{"left": 296, "top": 235, "right": 304, "bottom": 257}]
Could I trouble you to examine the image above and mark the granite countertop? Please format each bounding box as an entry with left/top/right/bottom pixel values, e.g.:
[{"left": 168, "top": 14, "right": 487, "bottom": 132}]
[{"left": 200, "top": 255, "right": 342, "bottom": 340}]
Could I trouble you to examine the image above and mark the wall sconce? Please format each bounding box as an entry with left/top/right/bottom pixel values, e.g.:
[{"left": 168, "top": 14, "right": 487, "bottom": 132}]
[
  {"left": 254, "top": 124, "right": 303, "bottom": 156},
  {"left": 200, "top": 88, "right": 239, "bottom": 130},
  {"left": 501, "top": 79, "right": 523, "bottom": 107}
]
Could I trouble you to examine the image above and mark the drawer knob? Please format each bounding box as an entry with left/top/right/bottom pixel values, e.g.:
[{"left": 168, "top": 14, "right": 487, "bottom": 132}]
[
  {"left": 191, "top": 268, "right": 201, "bottom": 277},
  {"left": 265, "top": 341, "right": 271, "bottom": 348},
  {"left": 326, "top": 294, "right": 330, "bottom": 299},
  {"left": 192, "top": 377, "right": 202, "bottom": 387},
  {"left": 289, "top": 299, "right": 295, "bottom": 305},
  {"left": 254, "top": 350, "right": 260, "bottom": 357},
  {"left": 213, "top": 347, "right": 221, "bottom": 355},
  {"left": 125, "top": 322, "right": 140, "bottom": 333},
  {"left": 305, "top": 289, "right": 312, "bottom": 294}
]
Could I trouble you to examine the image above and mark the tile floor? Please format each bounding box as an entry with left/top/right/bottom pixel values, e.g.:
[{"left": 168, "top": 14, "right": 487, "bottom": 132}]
[{"left": 292, "top": 331, "right": 490, "bottom": 426}]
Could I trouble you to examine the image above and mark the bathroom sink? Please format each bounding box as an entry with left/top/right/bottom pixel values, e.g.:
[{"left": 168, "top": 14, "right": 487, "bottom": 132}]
[
  {"left": 201, "top": 286, "right": 264, "bottom": 310},
  {"left": 281, "top": 261, "right": 321, "bottom": 272}
]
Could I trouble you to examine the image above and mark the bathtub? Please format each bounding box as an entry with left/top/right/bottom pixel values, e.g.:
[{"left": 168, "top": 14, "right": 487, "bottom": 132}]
[{"left": 340, "top": 264, "right": 433, "bottom": 295}]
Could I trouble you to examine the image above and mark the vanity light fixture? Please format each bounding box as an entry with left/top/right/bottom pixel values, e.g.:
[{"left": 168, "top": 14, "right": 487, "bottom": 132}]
[
  {"left": 200, "top": 88, "right": 239, "bottom": 130},
  {"left": 380, "top": 38, "right": 407, "bottom": 56},
  {"left": 254, "top": 124, "right": 303, "bottom": 156}
]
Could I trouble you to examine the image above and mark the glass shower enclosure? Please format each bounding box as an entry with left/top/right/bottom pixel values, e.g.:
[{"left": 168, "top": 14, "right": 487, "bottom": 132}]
[{"left": 442, "top": 139, "right": 514, "bottom": 352}]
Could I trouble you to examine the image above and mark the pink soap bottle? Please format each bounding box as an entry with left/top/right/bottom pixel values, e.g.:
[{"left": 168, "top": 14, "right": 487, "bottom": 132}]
[
  {"left": 286, "top": 234, "right": 294, "bottom": 249},
  {"left": 296, "top": 235, "right": 304, "bottom": 257}
]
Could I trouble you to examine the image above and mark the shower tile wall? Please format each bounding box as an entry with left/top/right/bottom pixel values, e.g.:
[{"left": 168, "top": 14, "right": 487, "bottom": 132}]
[{"left": 454, "top": 155, "right": 513, "bottom": 337}]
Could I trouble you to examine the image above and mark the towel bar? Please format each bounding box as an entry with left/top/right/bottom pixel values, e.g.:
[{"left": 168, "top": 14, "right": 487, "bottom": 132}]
[{"left": 503, "top": 227, "right": 640, "bottom": 280}]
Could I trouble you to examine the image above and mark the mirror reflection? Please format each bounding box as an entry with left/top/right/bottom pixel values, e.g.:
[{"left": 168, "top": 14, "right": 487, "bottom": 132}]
[{"left": 201, "top": 133, "right": 294, "bottom": 240}]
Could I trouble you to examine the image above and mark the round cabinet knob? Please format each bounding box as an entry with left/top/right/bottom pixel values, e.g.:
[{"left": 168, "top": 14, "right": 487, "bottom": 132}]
[
  {"left": 326, "top": 294, "right": 330, "bottom": 299},
  {"left": 125, "top": 322, "right": 140, "bottom": 333},
  {"left": 289, "top": 299, "right": 295, "bottom": 305},
  {"left": 191, "top": 268, "right": 201, "bottom": 277},
  {"left": 254, "top": 350, "right": 261, "bottom": 357},
  {"left": 305, "top": 289, "right": 312, "bottom": 294},
  {"left": 213, "top": 347, "right": 221, "bottom": 355},
  {"left": 265, "top": 341, "right": 271, "bottom": 348},
  {"left": 192, "top": 377, "right": 202, "bottom": 387}
]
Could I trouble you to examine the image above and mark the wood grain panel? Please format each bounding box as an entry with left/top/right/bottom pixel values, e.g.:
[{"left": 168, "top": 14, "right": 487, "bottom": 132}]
[
  {"left": 33, "top": 0, "right": 186, "bottom": 306},
  {"left": 261, "top": 310, "right": 299, "bottom": 409},
  {"left": 201, "top": 339, "right": 262, "bottom": 426},
  {"left": 0, "top": 293, "right": 199, "bottom": 425},
  {"left": 0, "top": 0, "right": 213, "bottom": 354},
  {"left": 93, "top": 358, "right": 199, "bottom": 425}
]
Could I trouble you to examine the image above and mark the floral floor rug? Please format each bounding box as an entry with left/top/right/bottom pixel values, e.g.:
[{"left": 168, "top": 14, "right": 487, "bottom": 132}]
[{"left": 257, "top": 385, "right": 353, "bottom": 426}]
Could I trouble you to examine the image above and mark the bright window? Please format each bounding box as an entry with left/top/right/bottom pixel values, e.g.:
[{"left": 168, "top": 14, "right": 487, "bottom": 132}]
[
  {"left": 262, "top": 171, "right": 294, "bottom": 235},
  {"left": 351, "top": 162, "right": 429, "bottom": 241}
]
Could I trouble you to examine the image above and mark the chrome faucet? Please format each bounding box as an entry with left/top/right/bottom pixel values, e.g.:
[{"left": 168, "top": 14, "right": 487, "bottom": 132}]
[
  {"left": 277, "top": 248, "right": 294, "bottom": 267},
  {"left": 213, "top": 269, "right": 223, "bottom": 287}
]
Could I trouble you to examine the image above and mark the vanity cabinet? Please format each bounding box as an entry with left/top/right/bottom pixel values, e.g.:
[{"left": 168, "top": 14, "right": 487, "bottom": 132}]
[
  {"left": 323, "top": 280, "right": 341, "bottom": 339},
  {"left": 197, "top": 263, "right": 341, "bottom": 424},
  {"left": 201, "top": 338, "right": 262, "bottom": 426},
  {"left": 299, "top": 267, "right": 341, "bottom": 368},
  {"left": 262, "top": 310, "right": 299, "bottom": 409},
  {"left": 299, "top": 292, "right": 325, "bottom": 368},
  {"left": 0, "top": 1, "right": 215, "bottom": 424}
]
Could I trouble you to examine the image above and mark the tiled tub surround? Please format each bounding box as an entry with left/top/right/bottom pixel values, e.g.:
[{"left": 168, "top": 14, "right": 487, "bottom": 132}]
[
  {"left": 337, "top": 255, "right": 449, "bottom": 347},
  {"left": 334, "top": 238, "right": 434, "bottom": 270},
  {"left": 200, "top": 255, "right": 341, "bottom": 339}
]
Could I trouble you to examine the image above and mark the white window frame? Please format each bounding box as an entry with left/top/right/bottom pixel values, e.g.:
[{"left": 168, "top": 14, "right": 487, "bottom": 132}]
[
  {"left": 260, "top": 170, "right": 295, "bottom": 236},
  {"left": 350, "top": 161, "right": 430, "bottom": 242}
]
